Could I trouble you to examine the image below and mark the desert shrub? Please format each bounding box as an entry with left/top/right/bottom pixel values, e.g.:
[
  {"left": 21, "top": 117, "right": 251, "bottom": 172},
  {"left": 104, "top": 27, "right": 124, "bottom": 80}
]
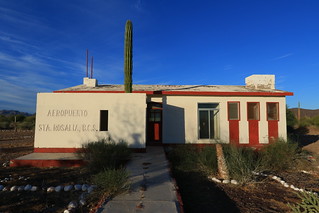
[
  {"left": 92, "top": 168, "right": 129, "bottom": 195},
  {"left": 288, "top": 192, "right": 319, "bottom": 213},
  {"left": 259, "top": 139, "right": 298, "bottom": 172},
  {"left": 198, "top": 146, "right": 218, "bottom": 175},
  {"left": 223, "top": 145, "right": 260, "bottom": 183},
  {"left": 286, "top": 107, "right": 297, "bottom": 128},
  {"left": 311, "top": 115, "right": 319, "bottom": 127},
  {"left": 167, "top": 145, "right": 199, "bottom": 171},
  {"left": 81, "top": 138, "right": 131, "bottom": 173}
]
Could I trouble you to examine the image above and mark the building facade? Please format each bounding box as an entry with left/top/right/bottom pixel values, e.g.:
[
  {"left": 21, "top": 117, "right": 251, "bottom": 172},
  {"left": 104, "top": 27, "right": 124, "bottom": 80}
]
[{"left": 34, "top": 75, "right": 293, "bottom": 152}]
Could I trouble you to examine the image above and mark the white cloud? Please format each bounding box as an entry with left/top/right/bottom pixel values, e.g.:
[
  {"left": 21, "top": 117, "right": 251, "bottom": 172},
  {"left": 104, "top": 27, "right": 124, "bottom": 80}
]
[{"left": 273, "top": 53, "right": 293, "bottom": 60}]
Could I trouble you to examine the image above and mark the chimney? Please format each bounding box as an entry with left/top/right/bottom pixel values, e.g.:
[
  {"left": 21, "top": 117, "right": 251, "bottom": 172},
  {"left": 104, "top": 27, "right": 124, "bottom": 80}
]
[
  {"left": 83, "top": 77, "right": 98, "bottom": 87},
  {"left": 245, "top": 75, "right": 275, "bottom": 90}
]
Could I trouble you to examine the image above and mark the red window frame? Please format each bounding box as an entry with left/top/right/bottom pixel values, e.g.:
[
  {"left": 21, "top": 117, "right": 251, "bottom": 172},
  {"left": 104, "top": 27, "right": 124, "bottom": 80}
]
[
  {"left": 247, "top": 102, "right": 260, "bottom": 121},
  {"left": 227, "top": 101, "right": 240, "bottom": 121},
  {"left": 266, "top": 102, "right": 279, "bottom": 121}
]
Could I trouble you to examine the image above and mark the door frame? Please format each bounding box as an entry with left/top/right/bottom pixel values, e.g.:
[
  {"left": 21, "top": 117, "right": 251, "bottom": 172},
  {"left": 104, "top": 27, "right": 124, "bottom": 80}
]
[{"left": 146, "top": 102, "right": 163, "bottom": 144}]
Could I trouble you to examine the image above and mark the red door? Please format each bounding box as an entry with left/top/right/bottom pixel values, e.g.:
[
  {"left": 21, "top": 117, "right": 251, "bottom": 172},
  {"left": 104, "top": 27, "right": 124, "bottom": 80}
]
[
  {"left": 147, "top": 102, "right": 162, "bottom": 144},
  {"left": 228, "top": 102, "right": 240, "bottom": 145},
  {"left": 247, "top": 102, "right": 260, "bottom": 146},
  {"left": 267, "top": 102, "right": 279, "bottom": 143},
  {"left": 248, "top": 120, "right": 259, "bottom": 145}
]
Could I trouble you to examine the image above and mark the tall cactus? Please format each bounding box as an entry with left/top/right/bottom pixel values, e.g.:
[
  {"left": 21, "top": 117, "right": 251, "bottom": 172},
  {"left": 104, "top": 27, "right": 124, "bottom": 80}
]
[{"left": 124, "top": 20, "right": 133, "bottom": 93}]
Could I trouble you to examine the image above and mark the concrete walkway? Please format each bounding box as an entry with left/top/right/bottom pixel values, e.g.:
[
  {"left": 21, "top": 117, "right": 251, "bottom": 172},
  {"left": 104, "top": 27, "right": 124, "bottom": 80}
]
[{"left": 97, "top": 146, "right": 181, "bottom": 213}]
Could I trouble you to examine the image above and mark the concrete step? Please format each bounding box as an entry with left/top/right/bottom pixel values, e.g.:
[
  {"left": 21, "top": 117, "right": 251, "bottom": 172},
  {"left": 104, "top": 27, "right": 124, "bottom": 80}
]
[{"left": 10, "top": 153, "right": 85, "bottom": 167}]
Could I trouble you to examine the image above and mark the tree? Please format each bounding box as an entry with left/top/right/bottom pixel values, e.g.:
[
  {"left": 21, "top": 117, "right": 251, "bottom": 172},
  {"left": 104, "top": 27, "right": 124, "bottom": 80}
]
[
  {"left": 124, "top": 20, "right": 133, "bottom": 93},
  {"left": 286, "top": 107, "right": 297, "bottom": 128}
]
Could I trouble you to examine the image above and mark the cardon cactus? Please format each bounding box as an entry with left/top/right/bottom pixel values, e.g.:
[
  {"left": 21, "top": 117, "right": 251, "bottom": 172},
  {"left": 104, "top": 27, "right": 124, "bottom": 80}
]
[{"left": 124, "top": 20, "right": 133, "bottom": 93}]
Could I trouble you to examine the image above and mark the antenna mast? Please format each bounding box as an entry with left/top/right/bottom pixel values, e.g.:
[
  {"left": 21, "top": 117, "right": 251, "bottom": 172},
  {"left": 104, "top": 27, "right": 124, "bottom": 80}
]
[{"left": 90, "top": 56, "right": 94, "bottom": 79}]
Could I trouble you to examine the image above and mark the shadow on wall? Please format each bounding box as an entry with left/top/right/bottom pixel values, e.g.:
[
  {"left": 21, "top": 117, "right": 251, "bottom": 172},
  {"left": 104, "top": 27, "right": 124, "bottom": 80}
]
[
  {"left": 163, "top": 96, "right": 185, "bottom": 143},
  {"left": 112, "top": 99, "right": 145, "bottom": 148},
  {"left": 79, "top": 132, "right": 143, "bottom": 150}
]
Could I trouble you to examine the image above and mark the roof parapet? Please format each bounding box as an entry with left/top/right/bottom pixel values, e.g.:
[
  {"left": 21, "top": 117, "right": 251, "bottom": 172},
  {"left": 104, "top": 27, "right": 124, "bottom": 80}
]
[
  {"left": 83, "top": 77, "right": 98, "bottom": 87},
  {"left": 245, "top": 75, "right": 275, "bottom": 90}
]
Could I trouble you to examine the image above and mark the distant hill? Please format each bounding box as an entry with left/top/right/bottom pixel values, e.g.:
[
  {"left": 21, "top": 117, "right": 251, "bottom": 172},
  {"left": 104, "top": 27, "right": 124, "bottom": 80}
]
[
  {"left": 289, "top": 108, "right": 319, "bottom": 118},
  {"left": 0, "top": 110, "right": 33, "bottom": 116}
]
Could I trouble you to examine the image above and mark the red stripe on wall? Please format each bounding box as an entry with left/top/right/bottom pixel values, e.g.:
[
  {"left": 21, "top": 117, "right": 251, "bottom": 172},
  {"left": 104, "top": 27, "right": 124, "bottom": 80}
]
[
  {"left": 268, "top": 120, "right": 278, "bottom": 143},
  {"left": 248, "top": 120, "right": 259, "bottom": 145},
  {"left": 229, "top": 120, "right": 239, "bottom": 145}
]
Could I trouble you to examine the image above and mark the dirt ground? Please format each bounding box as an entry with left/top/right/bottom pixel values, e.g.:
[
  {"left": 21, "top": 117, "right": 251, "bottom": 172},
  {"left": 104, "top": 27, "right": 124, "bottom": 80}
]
[
  {"left": 0, "top": 131, "right": 96, "bottom": 213},
  {"left": 1, "top": 129, "right": 319, "bottom": 212}
]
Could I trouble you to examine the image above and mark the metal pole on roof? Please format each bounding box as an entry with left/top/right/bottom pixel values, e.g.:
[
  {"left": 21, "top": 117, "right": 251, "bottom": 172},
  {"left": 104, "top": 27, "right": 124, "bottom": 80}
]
[{"left": 91, "top": 56, "right": 94, "bottom": 79}]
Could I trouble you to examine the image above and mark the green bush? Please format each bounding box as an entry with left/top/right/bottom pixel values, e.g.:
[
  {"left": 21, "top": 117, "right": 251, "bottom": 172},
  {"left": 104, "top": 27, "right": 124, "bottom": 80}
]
[
  {"left": 167, "top": 145, "right": 200, "bottom": 171},
  {"left": 259, "top": 139, "right": 298, "bottom": 172},
  {"left": 92, "top": 168, "right": 129, "bottom": 195},
  {"left": 198, "top": 146, "right": 218, "bottom": 175},
  {"left": 81, "top": 138, "right": 131, "bottom": 173},
  {"left": 288, "top": 192, "right": 319, "bottom": 213},
  {"left": 223, "top": 145, "right": 259, "bottom": 183}
]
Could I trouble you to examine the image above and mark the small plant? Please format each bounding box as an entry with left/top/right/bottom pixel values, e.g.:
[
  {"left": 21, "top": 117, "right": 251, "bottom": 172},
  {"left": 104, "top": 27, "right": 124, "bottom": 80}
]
[
  {"left": 198, "top": 146, "right": 218, "bottom": 175},
  {"left": 80, "top": 137, "right": 131, "bottom": 173},
  {"left": 167, "top": 145, "right": 200, "bottom": 171},
  {"left": 259, "top": 139, "right": 298, "bottom": 172},
  {"left": 288, "top": 192, "right": 319, "bottom": 213},
  {"left": 223, "top": 145, "right": 259, "bottom": 183},
  {"left": 92, "top": 168, "right": 129, "bottom": 195}
]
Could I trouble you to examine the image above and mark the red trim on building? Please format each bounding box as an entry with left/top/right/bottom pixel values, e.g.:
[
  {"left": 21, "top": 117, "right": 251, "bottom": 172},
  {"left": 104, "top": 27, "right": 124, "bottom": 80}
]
[{"left": 53, "top": 90, "right": 293, "bottom": 97}]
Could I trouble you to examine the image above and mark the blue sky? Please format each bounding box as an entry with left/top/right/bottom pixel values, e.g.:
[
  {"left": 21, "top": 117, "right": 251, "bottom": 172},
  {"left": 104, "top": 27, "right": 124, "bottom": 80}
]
[{"left": 0, "top": 0, "right": 318, "bottom": 113}]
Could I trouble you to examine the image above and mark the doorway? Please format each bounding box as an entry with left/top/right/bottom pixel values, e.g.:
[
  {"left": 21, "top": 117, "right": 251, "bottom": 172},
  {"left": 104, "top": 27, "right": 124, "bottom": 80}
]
[{"left": 147, "top": 102, "right": 162, "bottom": 144}]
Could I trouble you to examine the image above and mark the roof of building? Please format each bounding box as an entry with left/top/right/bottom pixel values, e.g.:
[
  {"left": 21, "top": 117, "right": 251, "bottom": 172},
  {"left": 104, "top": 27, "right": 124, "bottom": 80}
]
[{"left": 54, "top": 84, "right": 293, "bottom": 96}]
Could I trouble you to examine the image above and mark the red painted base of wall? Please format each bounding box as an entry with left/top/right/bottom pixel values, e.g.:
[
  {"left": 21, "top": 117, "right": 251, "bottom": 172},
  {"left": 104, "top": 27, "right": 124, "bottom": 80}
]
[
  {"left": 34, "top": 147, "right": 146, "bottom": 153},
  {"left": 10, "top": 159, "right": 85, "bottom": 168},
  {"left": 163, "top": 143, "right": 267, "bottom": 149}
]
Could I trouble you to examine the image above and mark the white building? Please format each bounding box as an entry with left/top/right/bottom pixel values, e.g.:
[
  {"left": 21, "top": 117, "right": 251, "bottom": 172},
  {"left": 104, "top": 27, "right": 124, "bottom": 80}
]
[{"left": 34, "top": 75, "right": 293, "bottom": 153}]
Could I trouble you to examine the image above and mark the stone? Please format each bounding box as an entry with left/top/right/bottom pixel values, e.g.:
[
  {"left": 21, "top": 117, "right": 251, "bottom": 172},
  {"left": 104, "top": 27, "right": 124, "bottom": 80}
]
[
  {"left": 47, "top": 186, "right": 55, "bottom": 192},
  {"left": 10, "top": 186, "right": 18, "bottom": 191},
  {"left": 74, "top": 184, "right": 82, "bottom": 191},
  {"left": 82, "top": 184, "right": 89, "bottom": 191},
  {"left": 24, "top": 184, "right": 32, "bottom": 191},
  {"left": 231, "top": 180, "right": 239, "bottom": 185},
  {"left": 64, "top": 185, "right": 73, "bottom": 192},
  {"left": 79, "top": 199, "right": 86, "bottom": 206},
  {"left": 55, "top": 185, "right": 63, "bottom": 192},
  {"left": 211, "top": 177, "right": 221, "bottom": 183},
  {"left": 67, "top": 201, "right": 78, "bottom": 209},
  {"left": 222, "top": 179, "right": 230, "bottom": 184},
  {"left": 31, "top": 186, "right": 38, "bottom": 192}
]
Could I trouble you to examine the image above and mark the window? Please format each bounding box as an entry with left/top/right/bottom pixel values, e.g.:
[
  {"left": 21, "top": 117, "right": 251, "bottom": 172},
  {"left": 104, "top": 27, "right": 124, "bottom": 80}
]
[
  {"left": 100, "top": 110, "right": 108, "bottom": 131},
  {"left": 247, "top": 102, "right": 259, "bottom": 120},
  {"left": 267, "top": 102, "right": 279, "bottom": 120},
  {"left": 228, "top": 102, "right": 240, "bottom": 120},
  {"left": 198, "top": 103, "right": 219, "bottom": 139}
]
